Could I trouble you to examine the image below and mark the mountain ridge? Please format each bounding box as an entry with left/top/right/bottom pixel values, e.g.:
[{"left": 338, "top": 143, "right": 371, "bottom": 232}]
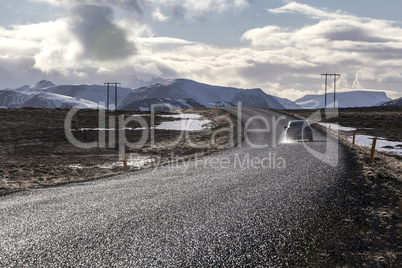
[
  {"left": 380, "top": 97, "right": 402, "bottom": 106},
  {"left": 0, "top": 79, "right": 393, "bottom": 110},
  {"left": 295, "top": 91, "right": 391, "bottom": 109},
  {"left": 119, "top": 79, "right": 286, "bottom": 110}
]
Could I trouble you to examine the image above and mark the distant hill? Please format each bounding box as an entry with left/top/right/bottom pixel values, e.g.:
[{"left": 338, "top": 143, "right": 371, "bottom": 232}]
[
  {"left": 0, "top": 80, "right": 132, "bottom": 109},
  {"left": 272, "top": 96, "right": 303, "bottom": 109},
  {"left": 119, "top": 79, "right": 286, "bottom": 110},
  {"left": 295, "top": 91, "right": 391, "bottom": 109},
  {"left": 380, "top": 97, "right": 402, "bottom": 106}
]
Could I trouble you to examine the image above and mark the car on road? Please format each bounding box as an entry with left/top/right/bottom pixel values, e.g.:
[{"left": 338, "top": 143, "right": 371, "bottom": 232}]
[{"left": 284, "top": 120, "right": 313, "bottom": 142}]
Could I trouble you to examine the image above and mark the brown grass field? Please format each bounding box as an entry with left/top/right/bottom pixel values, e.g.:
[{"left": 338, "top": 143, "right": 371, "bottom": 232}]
[{"left": 0, "top": 108, "right": 238, "bottom": 195}]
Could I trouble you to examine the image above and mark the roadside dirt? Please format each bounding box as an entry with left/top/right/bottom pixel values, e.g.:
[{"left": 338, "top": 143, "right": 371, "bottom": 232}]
[
  {"left": 0, "top": 108, "right": 240, "bottom": 195},
  {"left": 276, "top": 106, "right": 402, "bottom": 267}
]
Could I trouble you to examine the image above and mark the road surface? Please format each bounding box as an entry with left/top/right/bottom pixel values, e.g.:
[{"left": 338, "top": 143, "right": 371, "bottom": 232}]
[{"left": 0, "top": 107, "right": 360, "bottom": 266}]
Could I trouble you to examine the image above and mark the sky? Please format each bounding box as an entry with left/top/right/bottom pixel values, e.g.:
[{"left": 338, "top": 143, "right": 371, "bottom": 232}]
[{"left": 1, "top": 0, "right": 402, "bottom": 100}]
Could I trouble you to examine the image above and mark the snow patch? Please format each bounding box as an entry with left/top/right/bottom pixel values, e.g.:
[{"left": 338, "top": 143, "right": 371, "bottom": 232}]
[
  {"left": 347, "top": 135, "right": 402, "bottom": 155},
  {"left": 67, "top": 155, "right": 157, "bottom": 170},
  {"left": 318, "top": 123, "right": 358, "bottom": 132},
  {"left": 155, "top": 119, "right": 211, "bottom": 131},
  {"left": 159, "top": 113, "right": 203, "bottom": 119}
]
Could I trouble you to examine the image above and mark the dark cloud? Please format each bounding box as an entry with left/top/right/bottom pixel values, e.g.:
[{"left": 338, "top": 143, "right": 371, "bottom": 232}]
[
  {"left": 108, "top": 0, "right": 144, "bottom": 13},
  {"left": 69, "top": 4, "right": 136, "bottom": 61},
  {"left": 0, "top": 57, "right": 44, "bottom": 89},
  {"left": 326, "top": 28, "right": 396, "bottom": 43},
  {"left": 160, "top": 0, "right": 251, "bottom": 24},
  {"left": 169, "top": 5, "right": 207, "bottom": 24},
  {"left": 62, "top": 0, "right": 145, "bottom": 13}
]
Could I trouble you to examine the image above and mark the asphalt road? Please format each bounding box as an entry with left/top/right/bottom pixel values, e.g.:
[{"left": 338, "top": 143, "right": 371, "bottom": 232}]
[{"left": 0, "top": 107, "right": 360, "bottom": 267}]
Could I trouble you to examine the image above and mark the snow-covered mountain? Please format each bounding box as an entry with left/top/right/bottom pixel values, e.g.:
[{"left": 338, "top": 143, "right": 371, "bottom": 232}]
[
  {"left": 295, "top": 91, "right": 392, "bottom": 109},
  {"left": 119, "top": 79, "right": 285, "bottom": 110},
  {"left": 0, "top": 88, "right": 103, "bottom": 109},
  {"left": 380, "top": 97, "right": 402, "bottom": 106},
  {"left": 0, "top": 89, "right": 37, "bottom": 108},
  {"left": 21, "top": 92, "right": 104, "bottom": 109},
  {"left": 37, "top": 84, "right": 132, "bottom": 106},
  {"left": 0, "top": 80, "right": 133, "bottom": 109},
  {"left": 22, "top": 80, "right": 133, "bottom": 107},
  {"left": 272, "top": 96, "right": 303, "bottom": 109},
  {"left": 2, "top": 79, "right": 392, "bottom": 110},
  {"left": 26, "top": 80, "right": 56, "bottom": 91},
  {"left": 1, "top": 79, "right": 286, "bottom": 110},
  {"left": 121, "top": 98, "right": 204, "bottom": 111}
]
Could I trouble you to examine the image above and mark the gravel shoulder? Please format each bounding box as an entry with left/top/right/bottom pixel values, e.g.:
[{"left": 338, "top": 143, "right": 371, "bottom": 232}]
[{"left": 275, "top": 106, "right": 402, "bottom": 266}]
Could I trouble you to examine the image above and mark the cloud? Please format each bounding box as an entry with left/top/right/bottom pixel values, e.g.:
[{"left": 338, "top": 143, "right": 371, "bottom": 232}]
[
  {"left": 0, "top": 4, "right": 140, "bottom": 83},
  {"left": 3, "top": 1, "right": 402, "bottom": 100},
  {"left": 162, "top": 0, "right": 250, "bottom": 22},
  {"left": 233, "top": 2, "right": 402, "bottom": 99},
  {"left": 152, "top": 7, "right": 168, "bottom": 22},
  {"left": 68, "top": 5, "right": 137, "bottom": 61},
  {"left": 268, "top": 2, "right": 356, "bottom": 21},
  {"left": 241, "top": 25, "right": 293, "bottom": 48},
  {"left": 0, "top": 55, "right": 44, "bottom": 89},
  {"left": 32, "top": 0, "right": 145, "bottom": 13},
  {"left": 32, "top": 0, "right": 250, "bottom": 23}
]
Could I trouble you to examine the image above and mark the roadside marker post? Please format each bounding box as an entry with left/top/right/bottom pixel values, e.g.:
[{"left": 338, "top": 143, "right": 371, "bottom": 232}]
[
  {"left": 352, "top": 132, "right": 356, "bottom": 145},
  {"left": 121, "top": 147, "right": 128, "bottom": 171},
  {"left": 369, "top": 137, "right": 377, "bottom": 164}
]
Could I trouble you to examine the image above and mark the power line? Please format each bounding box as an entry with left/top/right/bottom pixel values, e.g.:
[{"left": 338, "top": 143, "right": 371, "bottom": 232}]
[
  {"left": 104, "top": 83, "right": 121, "bottom": 110},
  {"left": 321, "top": 73, "right": 340, "bottom": 108}
]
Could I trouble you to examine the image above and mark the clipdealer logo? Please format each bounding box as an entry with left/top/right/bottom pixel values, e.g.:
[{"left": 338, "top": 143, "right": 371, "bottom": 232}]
[{"left": 64, "top": 102, "right": 339, "bottom": 168}]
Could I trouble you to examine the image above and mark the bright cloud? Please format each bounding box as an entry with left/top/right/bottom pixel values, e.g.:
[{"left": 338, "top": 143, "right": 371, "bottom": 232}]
[
  {"left": 268, "top": 2, "right": 354, "bottom": 20},
  {"left": 238, "top": 2, "right": 402, "bottom": 99}
]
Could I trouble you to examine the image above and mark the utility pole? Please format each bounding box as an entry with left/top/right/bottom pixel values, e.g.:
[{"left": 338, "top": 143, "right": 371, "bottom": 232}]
[
  {"left": 321, "top": 74, "right": 328, "bottom": 107},
  {"left": 321, "top": 74, "right": 340, "bottom": 108},
  {"left": 104, "top": 82, "right": 121, "bottom": 110},
  {"left": 105, "top": 83, "right": 110, "bottom": 110},
  {"left": 333, "top": 74, "right": 340, "bottom": 108}
]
